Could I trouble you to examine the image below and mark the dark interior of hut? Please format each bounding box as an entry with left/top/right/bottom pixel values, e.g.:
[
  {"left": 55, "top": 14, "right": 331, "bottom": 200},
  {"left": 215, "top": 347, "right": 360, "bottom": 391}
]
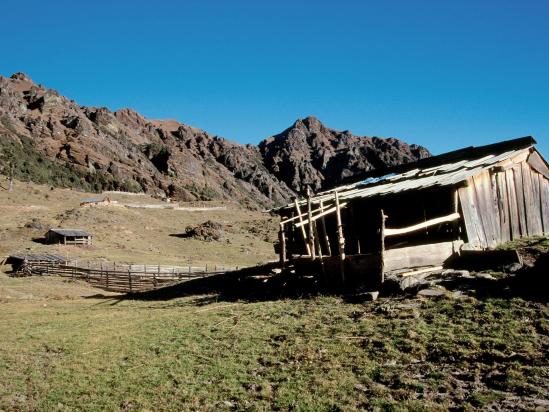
[{"left": 284, "top": 186, "right": 464, "bottom": 259}]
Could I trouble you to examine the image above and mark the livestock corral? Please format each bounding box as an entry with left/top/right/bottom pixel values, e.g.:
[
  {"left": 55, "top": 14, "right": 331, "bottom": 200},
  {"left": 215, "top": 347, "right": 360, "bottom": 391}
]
[{"left": 5, "top": 255, "right": 239, "bottom": 292}]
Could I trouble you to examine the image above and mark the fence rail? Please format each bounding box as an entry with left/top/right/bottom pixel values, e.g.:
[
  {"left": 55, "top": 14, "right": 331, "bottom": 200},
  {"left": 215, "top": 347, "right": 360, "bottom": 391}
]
[{"left": 21, "top": 261, "right": 238, "bottom": 293}]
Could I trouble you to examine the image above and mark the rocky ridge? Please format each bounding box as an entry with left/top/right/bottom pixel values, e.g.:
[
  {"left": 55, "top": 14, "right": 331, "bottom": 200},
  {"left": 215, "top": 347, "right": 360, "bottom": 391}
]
[{"left": 0, "top": 72, "right": 429, "bottom": 207}]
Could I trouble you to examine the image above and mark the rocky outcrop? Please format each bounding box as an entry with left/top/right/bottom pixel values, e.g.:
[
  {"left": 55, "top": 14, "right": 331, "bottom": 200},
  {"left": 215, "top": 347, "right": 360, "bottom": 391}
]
[
  {"left": 259, "top": 116, "right": 430, "bottom": 193},
  {"left": 0, "top": 72, "right": 429, "bottom": 207}
]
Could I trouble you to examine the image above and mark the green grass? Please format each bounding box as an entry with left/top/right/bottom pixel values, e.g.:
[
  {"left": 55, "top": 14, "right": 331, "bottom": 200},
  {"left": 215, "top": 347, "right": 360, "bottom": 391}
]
[
  {"left": 0, "top": 279, "right": 547, "bottom": 411},
  {"left": 497, "top": 236, "right": 549, "bottom": 250}
]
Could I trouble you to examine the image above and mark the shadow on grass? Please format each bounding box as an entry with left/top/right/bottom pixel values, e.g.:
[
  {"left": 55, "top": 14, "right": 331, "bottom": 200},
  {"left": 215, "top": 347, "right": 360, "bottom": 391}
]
[
  {"left": 168, "top": 233, "right": 191, "bottom": 239},
  {"left": 82, "top": 261, "right": 326, "bottom": 304},
  {"left": 82, "top": 256, "right": 548, "bottom": 305},
  {"left": 82, "top": 250, "right": 549, "bottom": 305}
]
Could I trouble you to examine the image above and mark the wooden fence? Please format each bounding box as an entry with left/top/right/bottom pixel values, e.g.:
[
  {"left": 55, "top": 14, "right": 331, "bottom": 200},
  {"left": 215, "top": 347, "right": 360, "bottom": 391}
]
[{"left": 21, "top": 261, "right": 239, "bottom": 293}]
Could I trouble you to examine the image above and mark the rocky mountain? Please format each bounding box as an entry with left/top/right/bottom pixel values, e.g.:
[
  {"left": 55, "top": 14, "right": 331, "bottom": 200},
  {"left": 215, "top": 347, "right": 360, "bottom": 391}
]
[
  {"left": 259, "top": 116, "right": 430, "bottom": 193},
  {"left": 0, "top": 73, "right": 429, "bottom": 208}
]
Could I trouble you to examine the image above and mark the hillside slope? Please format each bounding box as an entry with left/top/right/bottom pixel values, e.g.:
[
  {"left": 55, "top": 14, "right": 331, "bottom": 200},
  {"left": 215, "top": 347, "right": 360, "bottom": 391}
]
[{"left": 0, "top": 73, "right": 429, "bottom": 206}]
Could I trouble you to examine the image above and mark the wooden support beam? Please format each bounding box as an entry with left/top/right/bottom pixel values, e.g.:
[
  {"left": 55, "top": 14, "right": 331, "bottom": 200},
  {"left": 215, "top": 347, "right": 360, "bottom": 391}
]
[
  {"left": 306, "top": 187, "right": 316, "bottom": 260},
  {"left": 313, "top": 220, "right": 326, "bottom": 280},
  {"left": 379, "top": 209, "right": 386, "bottom": 284},
  {"left": 294, "top": 199, "right": 311, "bottom": 255},
  {"left": 294, "top": 203, "right": 348, "bottom": 228},
  {"left": 278, "top": 222, "right": 287, "bottom": 266},
  {"left": 335, "top": 191, "right": 345, "bottom": 284},
  {"left": 319, "top": 200, "right": 332, "bottom": 256},
  {"left": 384, "top": 212, "right": 461, "bottom": 237},
  {"left": 280, "top": 203, "right": 334, "bottom": 225}
]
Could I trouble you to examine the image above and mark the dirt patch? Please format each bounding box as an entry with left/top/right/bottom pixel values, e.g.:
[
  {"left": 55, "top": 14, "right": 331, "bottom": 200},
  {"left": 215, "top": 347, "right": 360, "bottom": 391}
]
[{"left": 56, "top": 208, "right": 82, "bottom": 223}]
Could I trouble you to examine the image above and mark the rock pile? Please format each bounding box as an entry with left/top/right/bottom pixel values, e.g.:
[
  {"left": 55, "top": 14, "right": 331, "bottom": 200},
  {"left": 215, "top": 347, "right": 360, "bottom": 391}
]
[{"left": 184, "top": 220, "right": 224, "bottom": 242}]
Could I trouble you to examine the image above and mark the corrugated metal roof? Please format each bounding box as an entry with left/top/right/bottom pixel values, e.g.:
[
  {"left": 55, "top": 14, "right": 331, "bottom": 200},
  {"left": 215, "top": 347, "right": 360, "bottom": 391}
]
[
  {"left": 8, "top": 253, "right": 66, "bottom": 262},
  {"left": 275, "top": 137, "right": 539, "bottom": 212},
  {"left": 48, "top": 228, "right": 92, "bottom": 237},
  {"left": 316, "top": 149, "right": 524, "bottom": 203}
]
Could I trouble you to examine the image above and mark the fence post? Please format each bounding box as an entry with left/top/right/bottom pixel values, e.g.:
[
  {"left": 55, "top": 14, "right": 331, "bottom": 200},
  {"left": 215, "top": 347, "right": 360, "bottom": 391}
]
[{"left": 128, "top": 265, "right": 133, "bottom": 293}]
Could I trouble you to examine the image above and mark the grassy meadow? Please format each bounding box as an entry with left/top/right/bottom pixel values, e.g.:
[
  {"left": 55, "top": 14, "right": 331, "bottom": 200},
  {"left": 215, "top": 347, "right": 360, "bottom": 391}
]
[
  {"left": 0, "top": 178, "right": 548, "bottom": 410},
  {"left": 0, "top": 177, "right": 277, "bottom": 268}
]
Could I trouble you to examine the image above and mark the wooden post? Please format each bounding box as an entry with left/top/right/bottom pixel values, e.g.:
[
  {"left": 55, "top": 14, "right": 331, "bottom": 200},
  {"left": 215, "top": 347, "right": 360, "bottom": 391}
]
[
  {"left": 379, "top": 209, "right": 386, "bottom": 285},
  {"left": 319, "top": 200, "right": 332, "bottom": 256},
  {"left": 128, "top": 266, "right": 133, "bottom": 293},
  {"left": 335, "top": 191, "right": 345, "bottom": 284},
  {"left": 452, "top": 189, "right": 461, "bottom": 240},
  {"left": 294, "top": 199, "right": 311, "bottom": 255},
  {"left": 313, "top": 219, "right": 326, "bottom": 281},
  {"left": 279, "top": 222, "right": 287, "bottom": 267},
  {"left": 306, "top": 186, "right": 316, "bottom": 260}
]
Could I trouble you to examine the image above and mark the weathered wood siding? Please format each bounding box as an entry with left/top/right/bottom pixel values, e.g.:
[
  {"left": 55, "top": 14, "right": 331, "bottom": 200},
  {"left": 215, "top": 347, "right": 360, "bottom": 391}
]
[{"left": 459, "top": 159, "right": 549, "bottom": 249}]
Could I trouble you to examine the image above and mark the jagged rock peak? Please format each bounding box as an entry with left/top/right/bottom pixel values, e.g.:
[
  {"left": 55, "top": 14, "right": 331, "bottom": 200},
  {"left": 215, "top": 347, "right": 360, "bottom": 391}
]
[
  {"left": 258, "top": 116, "right": 430, "bottom": 193},
  {"left": 10, "top": 72, "right": 33, "bottom": 82}
]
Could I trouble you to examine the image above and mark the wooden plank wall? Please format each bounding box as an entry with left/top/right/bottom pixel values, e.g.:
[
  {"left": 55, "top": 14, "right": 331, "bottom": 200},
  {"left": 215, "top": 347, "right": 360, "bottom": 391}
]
[
  {"left": 459, "top": 160, "right": 548, "bottom": 249},
  {"left": 540, "top": 173, "right": 549, "bottom": 234}
]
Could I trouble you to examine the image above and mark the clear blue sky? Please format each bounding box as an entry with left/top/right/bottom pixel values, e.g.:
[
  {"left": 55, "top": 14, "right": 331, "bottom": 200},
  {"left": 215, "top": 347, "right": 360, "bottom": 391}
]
[{"left": 1, "top": 0, "right": 548, "bottom": 155}]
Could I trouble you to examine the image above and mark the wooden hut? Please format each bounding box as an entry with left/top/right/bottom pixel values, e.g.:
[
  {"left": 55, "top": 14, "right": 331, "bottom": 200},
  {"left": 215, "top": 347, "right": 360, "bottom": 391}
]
[
  {"left": 272, "top": 137, "right": 549, "bottom": 286},
  {"left": 79, "top": 197, "right": 112, "bottom": 207},
  {"left": 6, "top": 253, "right": 67, "bottom": 274},
  {"left": 45, "top": 229, "right": 93, "bottom": 245}
]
